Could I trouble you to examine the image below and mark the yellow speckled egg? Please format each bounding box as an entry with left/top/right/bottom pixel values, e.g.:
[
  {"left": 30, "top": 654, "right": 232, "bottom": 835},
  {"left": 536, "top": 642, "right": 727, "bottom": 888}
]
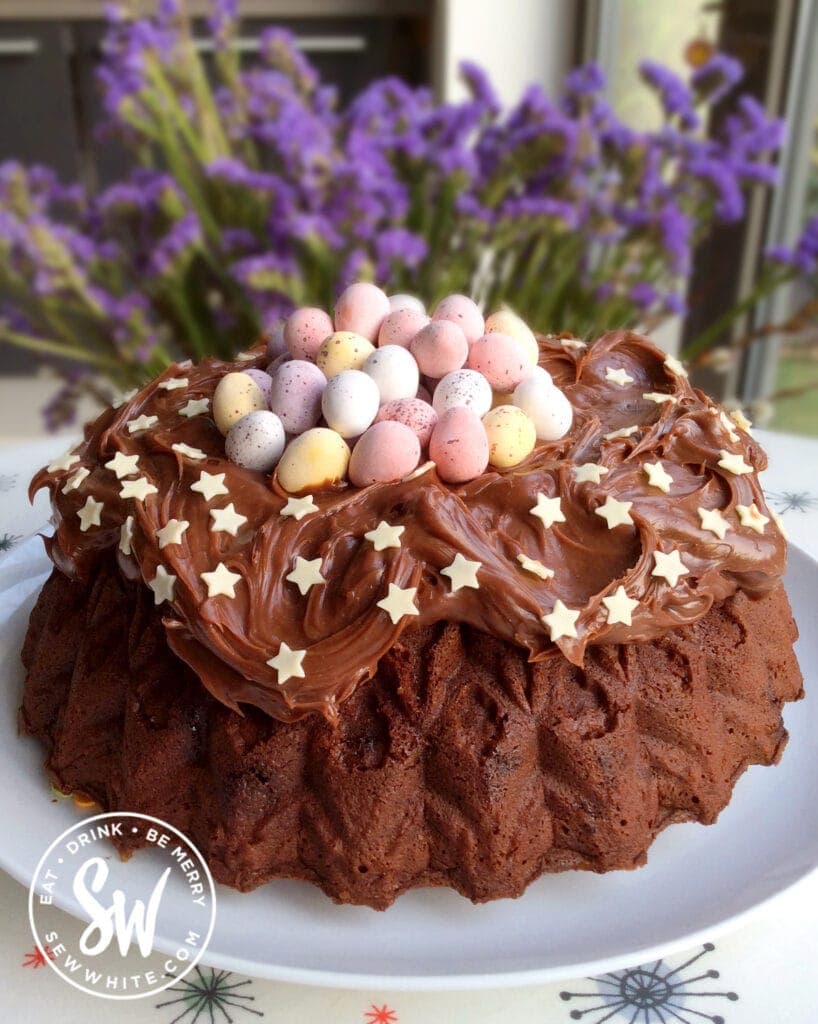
[
  {"left": 484, "top": 309, "right": 540, "bottom": 366},
  {"left": 277, "top": 427, "right": 351, "bottom": 492},
  {"left": 212, "top": 372, "right": 267, "bottom": 436},
  {"left": 482, "top": 405, "right": 537, "bottom": 468},
  {"left": 316, "top": 331, "right": 376, "bottom": 379}
]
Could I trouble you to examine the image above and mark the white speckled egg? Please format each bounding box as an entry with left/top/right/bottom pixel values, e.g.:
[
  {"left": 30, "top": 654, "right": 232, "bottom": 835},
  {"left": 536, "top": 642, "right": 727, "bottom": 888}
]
[
  {"left": 321, "top": 369, "right": 381, "bottom": 438},
  {"left": 388, "top": 293, "right": 426, "bottom": 314},
  {"left": 225, "top": 410, "right": 285, "bottom": 472},
  {"left": 334, "top": 282, "right": 391, "bottom": 341},
  {"left": 484, "top": 309, "right": 540, "bottom": 366},
  {"left": 432, "top": 293, "right": 485, "bottom": 345},
  {"left": 277, "top": 428, "right": 350, "bottom": 493},
  {"left": 316, "top": 331, "right": 376, "bottom": 378},
  {"left": 375, "top": 397, "right": 438, "bottom": 448},
  {"left": 512, "top": 375, "right": 573, "bottom": 440},
  {"left": 482, "top": 405, "right": 537, "bottom": 468},
  {"left": 213, "top": 372, "right": 268, "bottom": 436},
  {"left": 284, "top": 307, "right": 334, "bottom": 362},
  {"left": 269, "top": 359, "right": 327, "bottom": 434},
  {"left": 363, "top": 345, "right": 419, "bottom": 403},
  {"left": 432, "top": 369, "right": 493, "bottom": 418},
  {"left": 349, "top": 421, "right": 421, "bottom": 487}
]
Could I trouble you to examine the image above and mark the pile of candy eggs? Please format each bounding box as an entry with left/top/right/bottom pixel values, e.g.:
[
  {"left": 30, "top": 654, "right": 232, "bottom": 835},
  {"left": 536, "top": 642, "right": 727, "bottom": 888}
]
[{"left": 213, "top": 282, "right": 573, "bottom": 492}]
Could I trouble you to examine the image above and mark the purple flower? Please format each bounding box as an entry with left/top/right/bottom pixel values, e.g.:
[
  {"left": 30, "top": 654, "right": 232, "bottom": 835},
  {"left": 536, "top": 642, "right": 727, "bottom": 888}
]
[
  {"left": 563, "top": 63, "right": 606, "bottom": 97},
  {"left": 664, "top": 292, "right": 687, "bottom": 316},
  {"left": 374, "top": 228, "right": 428, "bottom": 280},
  {"left": 640, "top": 61, "right": 699, "bottom": 129},
  {"left": 768, "top": 216, "right": 818, "bottom": 274},
  {"left": 149, "top": 213, "right": 201, "bottom": 275},
  {"left": 459, "top": 61, "right": 501, "bottom": 117},
  {"left": 685, "top": 155, "right": 744, "bottom": 221},
  {"left": 691, "top": 54, "right": 743, "bottom": 105},
  {"left": 629, "top": 281, "right": 659, "bottom": 309},
  {"left": 657, "top": 203, "right": 692, "bottom": 273}
]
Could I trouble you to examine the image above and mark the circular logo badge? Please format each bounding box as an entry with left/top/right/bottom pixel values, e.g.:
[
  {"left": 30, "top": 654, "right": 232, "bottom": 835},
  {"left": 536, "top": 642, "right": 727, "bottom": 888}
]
[{"left": 28, "top": 812, "right": 216, "bottom": 1000}]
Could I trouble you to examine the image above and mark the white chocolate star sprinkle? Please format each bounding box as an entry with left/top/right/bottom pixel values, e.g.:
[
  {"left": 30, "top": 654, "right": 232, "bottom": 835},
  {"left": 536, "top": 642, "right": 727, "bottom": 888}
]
[
  {"left": 542, "top": 599, "right": 580, "bottom": 641},
  {"left": 717, "top": 409, "right": 739, "bottom": 443},
  {"left": 698, "top": 506, "right": 730, "bottom": 540},
  {"left": 148, "top": 565, "right": 177, "bottom": 605},
  {"left": 120, "top": 476, "right": 158, "bottom": 502},
  {"left": 770, "top": 508, "right": 788, "bottom": 539},
  {"left": 652, "top": 549, "right": 689, "bottom": 588},
  {"left": 119, "top": 515, "right": 134, "bottom": 555},
  {"left": 441, "top": 553, "right": 481, "bottom": 593},
  {"left": 643, "top": 461, "right": 673, "bottom": 493},
  {"left": 172, "top": 442, "right": 207, "bottom": 461},
  {"left": 376, "top": 583, "right": 419, "bottom": 624},
  {"left": 267, "top": 642, "right": 306, "bottom": 685},
  {"left": 730, "top": 409, "right": 753, "bottom": 434},
  {"left": 105, "top": 451, "right": 140, "bottom": 479},
  {"left": 574, "top": 462, "right": 608, "bottom": 484},
  {"left": 560, "top": 338, "right": 586, "bottom": 350},
  {"left": 604, "top": 424, "right": 638, "bottom": 441},
  {"left": 280, "top": 494, "right": 318, "bottom": 521},
  {"left": 180, "top": 397, "right": 210, "bottom": 418},
  {"left": 77, "top": 495, "right": 103, "bottom": 532},
  {"left": 718, "top": 449, "right": 753, "bottom": 476},
  {"left": 595, "top": 495, "right": 634, "bottom": 530},
  {"left": 127, "top": 414, "right": 159, "bottom": 434},
  {"left": 664, "top": 354, "right": 688, "bottom": 378},
  {"left": 530, "top": 494, "right": 565, "bottom": 530},
  {"left": 209, "top": 503, "right": 247, "bottom": 536},
  {"left": 602, "top": 585, "right": 639, "bottom": 626},
  {"left": 47, "top": 451, "right": 79, "bottom": 473},
  {"left": 158, "top": 377, "right": 189, "bottom": 391},
  {"left": 736, "top": 502, "right": 769, "bottom": 535},
  {"left": 236, "top": 350, "right": 257, "bottom": 362},
  {"left": 191, "top": 471, "right": 229, "bottom": 502},
  {"left": 201, "top": 562, "right": 242, "bottom": 599},
  {"left": 61, "top": 467, "right": 89, "bottom": 494},
  {"left": 117, "top": 387, "right": 138, "bottom": 407},
  {"left": 156, "top": 518, "right": 190, "bottom": 549},
  {"left": 605, "top": 366, "right": 634, "bottom": 387},
  {"left": 364, "top": 520, "right": 405, "bottom": 551},
  {"left": 286, "top": 556, "right": 325, "bottom": 596},
  {"left": 517, "top": 554, "right": 554, "bottom": 580},
  {"left": 404, "top": 460, "right": 436, "bottom": 481},
  {"left": 643, "top": 391, "right": 676, "bottom": 405}
]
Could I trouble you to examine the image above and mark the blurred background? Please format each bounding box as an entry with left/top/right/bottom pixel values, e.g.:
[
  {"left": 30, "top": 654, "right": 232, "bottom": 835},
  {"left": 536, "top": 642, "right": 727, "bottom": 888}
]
[{"left": 0, "top": 0, "right": 816, "bottom": 443}]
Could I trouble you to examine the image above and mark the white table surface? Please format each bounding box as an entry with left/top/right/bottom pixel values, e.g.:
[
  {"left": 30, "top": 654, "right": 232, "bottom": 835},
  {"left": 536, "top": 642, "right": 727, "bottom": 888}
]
[{"left": 1, "top": 430, "right": 816, "bottom": 1023}]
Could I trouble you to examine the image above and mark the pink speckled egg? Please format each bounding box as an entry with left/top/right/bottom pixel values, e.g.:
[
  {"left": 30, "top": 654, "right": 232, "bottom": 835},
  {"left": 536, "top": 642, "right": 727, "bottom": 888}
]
[
  {"left": 377, "top": 307, "right": 430, "bottom": 349},
  {"left": 429, "top": 406, "right": 489, "bottom": 483},
  {"left": 269, "top": 359, "right": 327, "bottom": 434},
  {"left": 266, "top": 320, "right": 287, "bottom": 360},
  {"left": 410, "top": 321, "right": 469, "bottom": 378},
  {"left": 284, "top": 307, "right": 334, "bottom": 362},
  {"left": 467, "top": 332, "right": 530, "bottom": 390},
  {"left": 241, "top": 368, "right": 273, "bottom": 403},
  {"left": 375, "top": 397, "right": 438, "bottom": 448},
  {"left": 432, "top": 369, "right": 493, "bottom": 417},
  {"left": 334, "top": 282, "right": 391, "bottom": 342},
  {"left": 349, "top": 420, "right": 421, "bottom": 487},
  {"left": 432, "top": 294, "right": 484, "bottom": 345}
]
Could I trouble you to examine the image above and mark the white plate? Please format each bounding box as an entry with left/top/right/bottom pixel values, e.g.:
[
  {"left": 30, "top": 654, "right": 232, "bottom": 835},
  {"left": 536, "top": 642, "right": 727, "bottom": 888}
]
[{"left": 0, "top": 535, "right": 816, "bottom": 991}]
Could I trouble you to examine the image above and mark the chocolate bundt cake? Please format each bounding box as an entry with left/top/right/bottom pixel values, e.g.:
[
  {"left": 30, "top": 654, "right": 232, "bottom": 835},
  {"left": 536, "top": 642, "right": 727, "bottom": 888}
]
[{"left": 21, "top": 322, "right": 803, "bottom": 910}]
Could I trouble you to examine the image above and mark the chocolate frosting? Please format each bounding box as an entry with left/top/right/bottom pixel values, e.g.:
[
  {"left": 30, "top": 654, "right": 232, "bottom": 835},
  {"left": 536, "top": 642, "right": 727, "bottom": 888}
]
[{"left": 31, "top": 331, "right": 786, "bottom": 723}]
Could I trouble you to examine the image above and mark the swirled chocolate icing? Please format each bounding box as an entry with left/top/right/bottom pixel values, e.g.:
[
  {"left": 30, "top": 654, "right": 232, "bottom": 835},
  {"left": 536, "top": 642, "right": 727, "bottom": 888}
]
[{"left": 31, "top": 331, "right": 785, "bottom": 723}]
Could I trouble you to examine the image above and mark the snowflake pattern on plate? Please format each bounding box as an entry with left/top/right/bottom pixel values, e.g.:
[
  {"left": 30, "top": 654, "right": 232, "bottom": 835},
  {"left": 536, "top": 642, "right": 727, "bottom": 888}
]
[
  {"left": 21, "top": 945, "right": 55, "bottom": 969},
  {"left": 0, "top": 474, "right": 17, "bottom": 493},
  {"left": 0, "top": 532, "right": 21, "bottom": 553},
  {"left": 766, "top": 490, "right": 818, "bottom": 514},
  {"left": 559, "top": 944, "right": 738, "bottom": 1023},
  {"left": 155, "top": 967, "right": 263, "bottom": 1023},
  {"left": 364, "top": 1007, "right": 399, "bottom": 1024}
]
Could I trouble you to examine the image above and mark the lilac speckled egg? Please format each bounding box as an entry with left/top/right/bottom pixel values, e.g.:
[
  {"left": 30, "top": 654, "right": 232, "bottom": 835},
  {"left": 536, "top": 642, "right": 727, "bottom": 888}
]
[
  {"left": 334, "top": 282, "right": 391, "bottom": 342},
  {"left": 512, "top": 375, "right": 573, "bottom": 440},
  {"left": 266, "top": 320, "right": 287, "bottom": 360},
  {"left": 432, "top": 369, "right": 493, "bottom": 418},
  {"left": 241, "top": 368, "right": 273, "bottom": 403},
  {"left": 410, "top": 320, "right": 469, "bottom": 379},
  {"left": 284, "top": 307, "right": 334, "bottom": 362},
  {"left": 363, "top": 345, "right": 419, "bottom": 403},
  {"left": 388, "top": 293, "right": 426, "bottom": 314},
  {"left": 467, "top": 332, "right": 530, "bottom": 390},
  {"left": 321, "top": 369, "right": 380, "bottom": 438},
  {"left": 429, "top": 407, "right": 489, "bottom": 484},
  {"left": 377, "top": 307, "right": 430, "bottom": 349},
  {"left": 375, "top": 397, "right": 438, "bottom": 448},
  {"left": 348, "top": 421, "right": 421, "bottom": 487},
  {"left": 225, "top": 410, "right": 286, "bottom": 472},
  {"left": 269, "top": 359, "right": 327, "bottom": 434},
  {"left": 432, "top": 294, "right": 484, "bottom": 345}
]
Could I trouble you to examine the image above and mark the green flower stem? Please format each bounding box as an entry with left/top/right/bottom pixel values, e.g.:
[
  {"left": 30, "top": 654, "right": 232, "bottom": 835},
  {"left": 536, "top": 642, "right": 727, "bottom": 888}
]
[{"left": 0, "top": 327, "right": 127, "bottom": 372}]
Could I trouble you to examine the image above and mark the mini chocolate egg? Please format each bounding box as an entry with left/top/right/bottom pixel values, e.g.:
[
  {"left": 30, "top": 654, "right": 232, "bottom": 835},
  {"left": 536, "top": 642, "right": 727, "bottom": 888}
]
[
  {"left": 432, "top": 293, "right": 484, "bottom": 345},
  {"left": 467, "top": 332, "right": 530, "bottom": 390},
  {"left": 410, "top": 320, "right": 469, "bottom": 378},
  {"left": 432, "top": 369, "right": 493, "bottom": 418},
  {"left": 484, "top": 309, "right": 540, "bottom": 366},
  {"left": 377, "top": 307, "right": 430, "bottom": 349},
  {"left": 389, "top": 293, "right": 426, "bottom": 314},
  {"left": 363, "top": 345, "right": 420, "bottom": 403},
  {"left": 213, "top": 371, "right": 268, "bottom": 436},
  {"left": 225, "top": 410, "right": 286, "bottom": 472},
  {"left": 277, "top": 428, "right": 350, "bottom": 493},
  {"left": 266, "top": 320, "right": 287, "bottom": 360},
  {"left": 429, "top": 406, "right": 489, "bottom": 483},
  {"left": 482, "top": 405, "right": 537, "bottom": 468},
  {"left": 242, "top": 368, "right": 273, "bottom": 403},
  {"left": 375, "top": 397, "right": 438, "bottom": 448},
  {"left": 349, "top": 421, "right": 421, "bottom": 487},
  {"left": 284, "top": 306, "right": 334, "bottom": 362},
  {"left": 334, "top": 282, "right": 391, "bottom": 341},
  {"left": 512, "top": 374, "right": 573, "bottom": 440},
  {"left": 269, "top": 359, "right": 327, "bottom": 434},
  {"left": 316, "top": 331, "right": 376, "bottom": 378},
  {"left": 321, "top": 369, "right": 380, "bottom": 438}
]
